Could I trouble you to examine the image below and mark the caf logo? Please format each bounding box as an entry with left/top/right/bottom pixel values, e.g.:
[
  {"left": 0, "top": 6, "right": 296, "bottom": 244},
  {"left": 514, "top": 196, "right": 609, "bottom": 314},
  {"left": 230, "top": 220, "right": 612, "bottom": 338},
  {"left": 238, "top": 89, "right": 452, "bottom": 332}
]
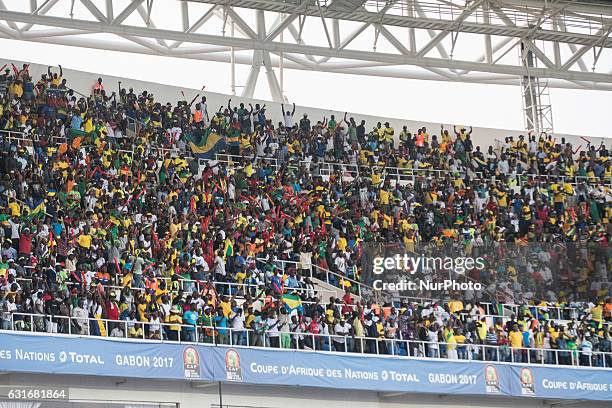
[
  {"left": 484, "top": 365, "right": 500, "bottom": 393},
  {"left": 225, "top": 349, "right": 242, "bottom": 381},
  {"left": 183, "top": 346, "right": 201, "bottom": 379},
  {"left": 520, "top": 367, "right": 535, "bottom": 395}
]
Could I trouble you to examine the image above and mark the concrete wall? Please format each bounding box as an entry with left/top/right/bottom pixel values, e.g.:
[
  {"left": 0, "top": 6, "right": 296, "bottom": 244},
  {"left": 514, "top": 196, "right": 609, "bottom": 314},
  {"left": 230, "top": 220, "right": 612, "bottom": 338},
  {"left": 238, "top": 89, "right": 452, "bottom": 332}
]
[
  {"left": 2, "top": 58, "right": 608, "bottom": 152},
  {"left": 1, "top": 372, "right": 610, "bottom": 408}
]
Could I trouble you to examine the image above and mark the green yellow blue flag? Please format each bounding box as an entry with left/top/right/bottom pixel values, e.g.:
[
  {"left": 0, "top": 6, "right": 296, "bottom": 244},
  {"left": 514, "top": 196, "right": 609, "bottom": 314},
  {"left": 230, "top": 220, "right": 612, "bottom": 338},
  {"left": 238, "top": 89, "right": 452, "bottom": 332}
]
[
  {"left": 68, "top": 128, "right": 99, "bottom": 143},
  {"left": 282, "top": 293, "right": 303, "bottom": 314},
  {"left": 187, "top": 128, "right": 226, "bottom": 159},
  {"left": 26, "top": 198, "right": 46, "bottom": 219}
]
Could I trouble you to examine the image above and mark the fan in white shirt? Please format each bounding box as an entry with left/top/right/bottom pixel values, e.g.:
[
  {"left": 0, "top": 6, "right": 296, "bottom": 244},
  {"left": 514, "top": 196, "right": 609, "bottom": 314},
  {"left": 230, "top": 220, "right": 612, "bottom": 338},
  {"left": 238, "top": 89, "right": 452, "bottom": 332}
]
[{"left": 281, "top": 103, "right": 296, "bottom": 128}]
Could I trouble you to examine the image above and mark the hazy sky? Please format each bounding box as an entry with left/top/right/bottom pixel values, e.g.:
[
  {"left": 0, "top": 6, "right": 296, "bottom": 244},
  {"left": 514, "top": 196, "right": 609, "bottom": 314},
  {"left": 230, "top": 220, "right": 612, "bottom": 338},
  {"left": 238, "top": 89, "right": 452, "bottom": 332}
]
[{"left": 1, "top": 37, "right": 610, "bottom": 138}]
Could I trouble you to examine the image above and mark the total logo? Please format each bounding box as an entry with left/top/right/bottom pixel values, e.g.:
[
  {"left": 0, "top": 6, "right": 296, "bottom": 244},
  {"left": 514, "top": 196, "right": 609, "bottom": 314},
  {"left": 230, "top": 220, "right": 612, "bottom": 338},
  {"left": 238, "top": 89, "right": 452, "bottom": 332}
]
[
  {"left": 380, "top": 369, "right": 419, "bottom": 383},
  {"left": 59, "top": 351, "right": 67, "bottom": 363},
  {"left": 57, "top": 351, "right": 105, "bottom": 365}
]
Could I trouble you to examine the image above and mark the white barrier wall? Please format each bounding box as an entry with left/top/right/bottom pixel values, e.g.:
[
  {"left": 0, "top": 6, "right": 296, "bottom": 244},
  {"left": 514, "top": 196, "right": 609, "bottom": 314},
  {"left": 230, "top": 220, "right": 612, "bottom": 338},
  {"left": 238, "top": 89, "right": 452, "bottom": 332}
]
[
  {"left": 1, "top": 372, "right": 610, "bottom": 408},
  {"left": 2, "top": 58, "right": 608, "bottom": 151}
]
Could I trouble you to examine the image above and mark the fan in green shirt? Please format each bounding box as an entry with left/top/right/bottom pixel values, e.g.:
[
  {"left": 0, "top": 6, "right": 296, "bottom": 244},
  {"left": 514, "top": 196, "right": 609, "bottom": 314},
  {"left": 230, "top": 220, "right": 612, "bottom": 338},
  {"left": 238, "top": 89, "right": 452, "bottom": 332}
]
[{"left": 327, "top": 115, "right": 337, "bottom": 130}]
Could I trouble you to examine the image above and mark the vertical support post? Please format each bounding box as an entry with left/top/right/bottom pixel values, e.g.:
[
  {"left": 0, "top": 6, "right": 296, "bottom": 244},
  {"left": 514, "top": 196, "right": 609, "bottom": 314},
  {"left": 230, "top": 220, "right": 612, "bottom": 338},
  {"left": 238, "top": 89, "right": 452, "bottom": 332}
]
[
  {"left": 242, "top": 52, "right": 261, "bottom": 98},
  {"left": 332, "top": 18, "right": 340, "bottom": 48},
  {"left": 483, "top": 1, "right": 492, "bottom": 63},
  {"left": 552, "top": 19, "right": 561, "bottom": 68},
  {"left": 520, "top": 40, "right": 554, "bottom": 135},
  {"left": 405, "top": 0, "right": 416, "bottom": 53},
  {"left": 106, "top": 0, "right": 113, "bottom": 21},
  {"left": 181, "top": 0, "right": 189, "bottom": 32},
  {"left": 230, "top": 21, "right": 236, "bottom": 95},
  {"left": 280, "top": 25, "right": 284, "bottom": 98},
  {"left": 521, "top": 41, "right": 540, "bottom": 134}
]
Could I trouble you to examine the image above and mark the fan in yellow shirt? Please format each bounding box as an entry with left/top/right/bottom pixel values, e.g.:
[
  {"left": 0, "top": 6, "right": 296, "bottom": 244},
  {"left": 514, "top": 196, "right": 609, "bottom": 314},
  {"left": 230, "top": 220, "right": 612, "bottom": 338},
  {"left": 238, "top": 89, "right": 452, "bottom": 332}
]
[
  {"left": 371, "top": 169, "right": 382, "bottom": 186},
  {"left": 495, "top": 189, "right": 508, "bottom": 207},
  {"left": 448, "top": 299, "right": 464, "bottom": 314},
  {"left": 337, "top": 235, "right": 348, "bottom": 252},
  {"left": 379, "top": 188, "right": 390, "bottom": 205},
  {"left": 77, "top": 233, "right": 92, "bottom": 249},
  {"left": 8, "top": 202, "right": 20, "bottom": 217},
  {"left": 508, "top": 327, "right": 523, "bottom": 348}
]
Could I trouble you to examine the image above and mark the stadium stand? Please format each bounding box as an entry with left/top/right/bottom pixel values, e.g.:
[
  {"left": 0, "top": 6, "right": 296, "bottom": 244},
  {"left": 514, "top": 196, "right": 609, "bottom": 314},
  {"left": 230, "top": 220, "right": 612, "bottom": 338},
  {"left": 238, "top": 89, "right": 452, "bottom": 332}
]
[{"left": 0, "top": 61, "right": 611, "bottom": 371}]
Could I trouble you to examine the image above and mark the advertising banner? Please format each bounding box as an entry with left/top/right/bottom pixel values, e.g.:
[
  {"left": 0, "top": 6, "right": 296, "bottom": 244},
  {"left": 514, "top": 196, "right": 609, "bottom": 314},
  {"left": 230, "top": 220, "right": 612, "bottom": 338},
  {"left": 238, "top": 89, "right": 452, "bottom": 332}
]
[
  {"left": 0, "top": 332, "right": 205, "bottom": 380},
  {"left": 206, "top": 346, "right": 515, "bottom": 396},
  {"left": 0, "top": 333, "right": 610, "bottom": 401}
]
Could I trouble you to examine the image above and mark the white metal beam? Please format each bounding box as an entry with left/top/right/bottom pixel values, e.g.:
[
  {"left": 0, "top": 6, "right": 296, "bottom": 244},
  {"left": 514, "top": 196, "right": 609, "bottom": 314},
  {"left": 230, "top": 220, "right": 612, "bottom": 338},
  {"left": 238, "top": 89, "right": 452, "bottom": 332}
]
[
  {"left": 263, "top": 51, "right": 284, "bottom": 102},
  {"left": 189, "top": 0, "right": 612, "bottom": 47},
  {"left": 557, "top": 18, "right": 589, "bottom": 72},
  {"left": 483, "top": 0, "right": 492, "bottom": 63},
  {"left": 492, "top": 5, "right": 559, "bottom": 70},
  {"left": 376, "top": 24, "right": 410, "bottom": 55},
  {"left": 242, "top": 50, "right": 262, "bottom": 98},
  {"left": 286, "top": 23, "right": 318, "bottom": 63},
  {"left": 1, "top": 30, "right": 610, "bottom": 91},
  {"left": 416, "top": 0, "right": 486, "bottom": 57},
  {"left": 21, "top": 0, "right": 59, "bottom": 33},
  {"left": 264, "top": 0, "right": 310, "bottom": 42},
  {"left": 21, "top": 28, "right": 91, "bottom": 39},
  {"left": 561, "top": 26, "right": 612, "bottom": 71},
  {"left": 80, "top": 0, "right": 108, "bottom": 23},
  {"left": 413, "top": 2, "right": 452, "bottom": 60},
  {"left": 0, "top": 0, "right": 19, "bottom": 32},
  {"left": 523, "top": 40, "right": 555, "bottom": 69},
  {"left": 0, "top": 8, "right": 611, "bottom": 85},
  {"left": 111, "top": 0, "right": 144, "bottom": 25},
  {"left": 169, "top": 4, "right": 217, "bottom": 49},
  {"left": 256, "top": 8, "right": 284, "bottom": 102},
  {"left": 318, "top": 1, "right": 399, "bottom": 64},
  {"left": 407, "top": 6, "right": 416, "bottom": 53},
  {"left": 105, "top": 0, "right": 113, "bottom": 21},
  {"left": 0, "top": 0, "right": 610, "bottom": 93},
  {"left": 332, "top": 18, "right": 340, "bottom": 49},
  {"left": 135, "top": 3, "right": 167, "bottom": 48},
  {"left": 181, "top": 0, "right": 189, "bottom": 32},
  {"left": 316, "top": 0, "right": 334, "bottom": 49},
  {"left": 265, "top": 14, "right": 298, "bottom": 43},
  {"left": 120, "top": 34, "right": 168, "bottom": 54},
  {"left": 224, "top": 6, "right": 258, "bottom": 40},
  {"left": 0, "top": 22, "right": 16, "bottom": 38}
]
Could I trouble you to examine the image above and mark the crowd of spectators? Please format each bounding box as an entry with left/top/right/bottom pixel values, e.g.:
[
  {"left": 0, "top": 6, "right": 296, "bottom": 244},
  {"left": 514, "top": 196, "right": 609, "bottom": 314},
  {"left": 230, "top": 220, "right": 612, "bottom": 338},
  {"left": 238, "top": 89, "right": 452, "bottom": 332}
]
[{"left": 0, "top": 62, "right": 610, "bottom": 367}]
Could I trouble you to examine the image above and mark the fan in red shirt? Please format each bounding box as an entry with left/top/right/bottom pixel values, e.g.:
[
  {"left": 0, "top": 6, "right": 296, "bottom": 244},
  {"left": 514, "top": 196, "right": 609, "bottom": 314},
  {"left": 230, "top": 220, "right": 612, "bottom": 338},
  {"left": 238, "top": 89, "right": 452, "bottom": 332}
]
[
  {"left": 341, "top": 288, "right": 354, "bottom": 315},
  {"left": 106, "top": 296, "right": 120, "bottom": 321},
  {"left": 18, "top": 227, "right": 33, "bottom": 257}
]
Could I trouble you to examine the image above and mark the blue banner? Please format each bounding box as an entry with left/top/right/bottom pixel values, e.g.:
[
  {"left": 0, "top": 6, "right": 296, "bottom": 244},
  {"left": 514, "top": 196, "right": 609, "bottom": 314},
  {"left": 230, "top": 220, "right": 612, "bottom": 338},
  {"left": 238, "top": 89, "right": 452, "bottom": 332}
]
[
  {"left": 0, "top": 333, "right": 610, "bottom": 401},
  {"left": 205, "top": 346, "right": 516, "bottom": 396},
  {"left": 0, "top": 332, "right": 205, "bottom": 380}
]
